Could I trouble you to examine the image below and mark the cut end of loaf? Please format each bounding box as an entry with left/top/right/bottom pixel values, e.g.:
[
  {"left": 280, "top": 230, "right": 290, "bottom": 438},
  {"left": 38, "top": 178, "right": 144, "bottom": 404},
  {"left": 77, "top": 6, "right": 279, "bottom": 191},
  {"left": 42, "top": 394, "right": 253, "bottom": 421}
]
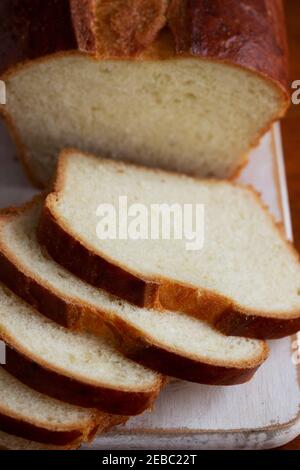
[{"left": 3, "top": 52, "right": 286, "bottom": 187}]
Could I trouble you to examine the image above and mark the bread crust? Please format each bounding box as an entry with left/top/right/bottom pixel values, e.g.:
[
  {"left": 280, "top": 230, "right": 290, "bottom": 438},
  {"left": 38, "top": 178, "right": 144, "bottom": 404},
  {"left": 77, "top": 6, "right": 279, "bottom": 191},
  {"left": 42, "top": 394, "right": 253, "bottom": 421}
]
[
  {"left": 0, "top": 411, "right": 83, "bottom": 447},
  {"left": 38, "top": 201, "right": 161, "bottom": 309},
  {"left": 70, "top": 0, "right": 169, "bottom": 57},
  {"left": 108, "top": 315, "right": 268, "bottom": 385},
  {"left": 0, "top": 430, "right": 83, "bottom": 450},
  {"left": 0, "top": 411, "right": 125, "bottom": 450},
  {"left": 0, "top": 0, "right": 289, "bottom": 86},
  {"left": 168, "top": 0, "right": 289, "bottom": 91},
  {"left": 0, "top": 375, "right": 125, "bottom": 447},
  {"left": 0, "top": 1, "right": 289, "bottom": 187},
  {"left": 37, "top": 150, "right": 300, "bottom": 340},
  {"left": 0, "top": 339, "right": 162, "bottom": 416},
  {"left": 0, "top": 198, "right": 268, "bottom": 384}
]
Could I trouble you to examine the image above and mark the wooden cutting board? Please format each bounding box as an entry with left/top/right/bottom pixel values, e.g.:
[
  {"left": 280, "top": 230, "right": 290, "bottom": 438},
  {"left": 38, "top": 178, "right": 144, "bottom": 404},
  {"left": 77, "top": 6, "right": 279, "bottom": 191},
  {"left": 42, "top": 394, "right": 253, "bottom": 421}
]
[{"left": 0, "top": 121, "right": 299, "bottom": 450}]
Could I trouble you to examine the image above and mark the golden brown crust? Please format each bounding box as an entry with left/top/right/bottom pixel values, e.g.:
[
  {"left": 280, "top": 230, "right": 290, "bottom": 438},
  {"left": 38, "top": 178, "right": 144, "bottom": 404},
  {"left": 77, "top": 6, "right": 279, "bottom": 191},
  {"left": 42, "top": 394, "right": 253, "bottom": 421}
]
[
  {"left": 0, "top": 340, "right": 161, "bottom": 416},
  {"left": 0, "top": 0, "right": 289, "bottom": 88},
  {"left": 0, "top": 411, "right": 124, "bottom": 449},
  {"left": 168, "top": 0, "right": 289, "bottom": 91},
  {"left": 108, "top": 315, "right": 268, "bottom": 385},
  {"left": 38, "top": 202, "right": 160, "bottom": 309},
  {"left": 0, "top": 0, "right": 168, "bottom": 69},
  {"left": 0, "top": 382, "right": 125, "bottom": 447},
  {"left": 157, "top": 281, "right": 300, "bottom": 340},
  {"left": 70, "top": 0, "right": 169, "bottom": 57},
  {"left": 69, "top": 0, "right": 98, "bottom": 54},
  {"left": 0, "top": 412, "right": 82, "bottom": 447},
  {"left": 37, "top": 150, "right": 300, "bottom": 340}
]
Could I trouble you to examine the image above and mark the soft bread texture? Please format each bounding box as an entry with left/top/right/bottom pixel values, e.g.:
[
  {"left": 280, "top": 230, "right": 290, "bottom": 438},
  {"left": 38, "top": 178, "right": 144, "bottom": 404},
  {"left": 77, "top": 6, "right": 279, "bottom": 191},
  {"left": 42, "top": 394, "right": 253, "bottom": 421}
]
[
  {"left": 39, "top": 151, "right": 300, "bottom": 339},
  {"left": 0, "top": 198, "right": 268, "bottom": 384},
  {"left": 2, "top": 52, "right": 287, "bottom": 188},
  {"left": 0, "top": 367, "right": 111, "bottom": 448},
  {"left": 0, "top": 283, "right": 162, "bottom": 415},
  {"left": 0, "top": 1, "right": 289, "bottom": 187}
]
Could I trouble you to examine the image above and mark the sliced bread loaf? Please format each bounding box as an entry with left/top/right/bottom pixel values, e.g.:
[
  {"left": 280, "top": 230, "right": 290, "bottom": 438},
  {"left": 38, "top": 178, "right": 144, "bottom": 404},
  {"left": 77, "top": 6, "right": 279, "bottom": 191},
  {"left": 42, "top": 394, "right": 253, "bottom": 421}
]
[
  {"left": 0, "top": 283, "right": 162, "bottom": 415},
  {"left": 0, "top": 198, "right": 268, "bottom": 384},
  {"left": 39, "top": 150, "right": 300, "bottom": 339},
  {"left": 0, "top": 1, "right": 288, "bottom": 186},
  {"left": 0, "top": 367, "right": 116, "bottom": 449}
]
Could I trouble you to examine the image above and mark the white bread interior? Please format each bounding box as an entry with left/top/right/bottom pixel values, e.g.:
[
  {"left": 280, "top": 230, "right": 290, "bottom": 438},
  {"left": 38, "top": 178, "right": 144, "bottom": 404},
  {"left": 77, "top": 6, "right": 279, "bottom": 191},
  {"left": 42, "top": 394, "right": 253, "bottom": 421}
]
[
  {"left": 3, "top": 53, "right": 285, "bottom": 186},
  {"left": 0, "top": 367, "right": 96, "bottom": 431},
  {"left": 0, "top": 283, "right": 159, "bottom": 391}
]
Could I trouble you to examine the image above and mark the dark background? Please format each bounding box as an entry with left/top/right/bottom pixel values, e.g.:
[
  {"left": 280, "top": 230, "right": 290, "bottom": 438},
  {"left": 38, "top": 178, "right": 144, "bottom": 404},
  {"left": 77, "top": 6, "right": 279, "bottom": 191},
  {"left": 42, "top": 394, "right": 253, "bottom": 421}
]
[
  {"left": 282, "top": 0, "right": 300, "bottom": 252},
  {"left": 278, "top": 0, "right": 300, "bottom": 450}
]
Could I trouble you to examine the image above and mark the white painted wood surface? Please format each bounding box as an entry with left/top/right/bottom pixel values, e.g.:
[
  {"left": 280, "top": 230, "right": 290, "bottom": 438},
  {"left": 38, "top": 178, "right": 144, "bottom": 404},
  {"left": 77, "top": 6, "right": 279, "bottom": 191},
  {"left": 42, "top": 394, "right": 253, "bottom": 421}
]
[{"left": 0, "top": 121, "right": 299, "bottom": 450}]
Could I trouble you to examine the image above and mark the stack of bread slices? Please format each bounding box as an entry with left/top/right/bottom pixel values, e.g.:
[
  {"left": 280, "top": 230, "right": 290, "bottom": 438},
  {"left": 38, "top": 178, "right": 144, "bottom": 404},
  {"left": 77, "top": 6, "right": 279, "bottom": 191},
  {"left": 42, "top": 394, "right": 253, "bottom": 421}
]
[
  {"left": 0, "top": 149, "right": 300, "bottom": 449},
  {"left": 0, "top": 0, "right": 299, "bottom": 450}
]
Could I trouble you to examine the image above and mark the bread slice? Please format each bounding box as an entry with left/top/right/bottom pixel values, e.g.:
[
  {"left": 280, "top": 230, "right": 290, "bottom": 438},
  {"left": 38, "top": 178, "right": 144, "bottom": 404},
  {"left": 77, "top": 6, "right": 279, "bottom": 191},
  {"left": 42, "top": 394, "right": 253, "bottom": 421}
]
[
  {"left": 0, "top": 197, "right": 268, "bottom": 384},
  {"left": 0, "top": 430, "right": 81, "bottom": 450},
  {"left": 0, "top": 367, "right": 117, "bottom": 449},
  {"left": 0, "top": 283, "right": 162, "bottom": 415},
  {"left": 0, "top": 1, "right": 288, "bottom": 187},
  {"left": 39, "top": 150, "right": 300, "bottom": 340}
]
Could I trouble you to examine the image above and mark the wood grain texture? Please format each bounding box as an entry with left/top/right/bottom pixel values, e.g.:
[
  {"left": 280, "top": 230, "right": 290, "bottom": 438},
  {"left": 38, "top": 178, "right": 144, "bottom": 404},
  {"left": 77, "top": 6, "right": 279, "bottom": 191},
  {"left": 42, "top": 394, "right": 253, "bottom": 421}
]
[{"left": 279, "top": 0, "right": 300, "bottom": 451}]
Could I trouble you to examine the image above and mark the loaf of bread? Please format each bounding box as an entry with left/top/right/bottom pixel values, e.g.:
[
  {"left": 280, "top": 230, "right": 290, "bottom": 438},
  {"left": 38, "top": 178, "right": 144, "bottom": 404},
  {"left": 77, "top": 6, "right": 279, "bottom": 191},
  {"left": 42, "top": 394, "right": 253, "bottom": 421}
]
[
  {"left": 39, "top": 150, "right": 300, "bottom": 340},
  {"left": 0, "top": 0, "right": 289, "bottom": 187}
]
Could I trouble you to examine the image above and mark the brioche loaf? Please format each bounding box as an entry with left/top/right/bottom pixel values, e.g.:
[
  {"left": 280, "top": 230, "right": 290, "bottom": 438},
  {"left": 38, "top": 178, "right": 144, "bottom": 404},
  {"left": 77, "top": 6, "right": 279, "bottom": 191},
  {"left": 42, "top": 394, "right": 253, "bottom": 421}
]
[
  {"left": 0, "top": 1, "right": 289, "bottom": 187},
  {"left": 0, "top": 197, "right": 268, "bottom": 384},
  {"left": 39, "top": 151, "right": 300, "bottom": 339}
]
